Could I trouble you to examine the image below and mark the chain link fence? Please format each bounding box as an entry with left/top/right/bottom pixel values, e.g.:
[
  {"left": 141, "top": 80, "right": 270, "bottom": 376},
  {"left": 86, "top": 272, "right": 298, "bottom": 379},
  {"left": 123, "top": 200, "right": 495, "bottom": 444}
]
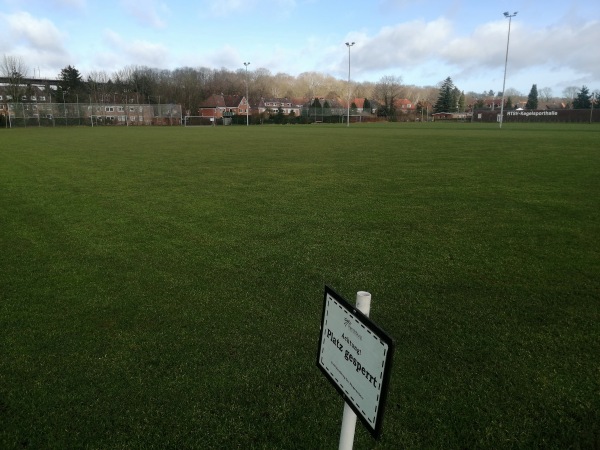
[{"left": 1, "top": 103, "right": 182, "bottom": 127}]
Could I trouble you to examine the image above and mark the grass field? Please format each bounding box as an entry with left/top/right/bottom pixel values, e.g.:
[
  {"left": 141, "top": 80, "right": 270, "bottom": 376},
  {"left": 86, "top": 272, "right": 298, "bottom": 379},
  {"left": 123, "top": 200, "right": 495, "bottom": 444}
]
[{"left": 1, "top": 123, "right": 599, "bottom": 449}]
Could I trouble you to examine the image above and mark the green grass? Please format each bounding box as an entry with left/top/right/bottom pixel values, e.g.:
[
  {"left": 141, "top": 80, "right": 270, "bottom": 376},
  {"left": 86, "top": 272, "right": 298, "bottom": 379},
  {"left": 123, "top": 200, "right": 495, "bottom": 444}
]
[{"left": 1, "top": 123, "right": 599, "bottom": 449}]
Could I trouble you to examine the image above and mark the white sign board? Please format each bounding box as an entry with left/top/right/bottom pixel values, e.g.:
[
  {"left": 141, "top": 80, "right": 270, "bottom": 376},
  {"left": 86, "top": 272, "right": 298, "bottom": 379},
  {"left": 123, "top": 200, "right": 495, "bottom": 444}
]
[{"left": 317, "top": 286, "right": 395, "bottom": 438}]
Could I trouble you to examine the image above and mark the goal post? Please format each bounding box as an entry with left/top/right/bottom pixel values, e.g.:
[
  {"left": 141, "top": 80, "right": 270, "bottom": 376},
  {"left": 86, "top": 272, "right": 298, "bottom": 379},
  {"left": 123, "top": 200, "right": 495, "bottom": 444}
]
[{"left": 184, "top": 116, "right": 215, "bottom": 127}]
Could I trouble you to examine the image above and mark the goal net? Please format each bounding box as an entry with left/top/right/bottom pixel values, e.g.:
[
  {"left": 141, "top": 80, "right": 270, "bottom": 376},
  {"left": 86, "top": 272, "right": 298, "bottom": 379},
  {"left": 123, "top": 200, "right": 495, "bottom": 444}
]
[{"left": 184, "top": 116, "right": 215, "bottom": 127}]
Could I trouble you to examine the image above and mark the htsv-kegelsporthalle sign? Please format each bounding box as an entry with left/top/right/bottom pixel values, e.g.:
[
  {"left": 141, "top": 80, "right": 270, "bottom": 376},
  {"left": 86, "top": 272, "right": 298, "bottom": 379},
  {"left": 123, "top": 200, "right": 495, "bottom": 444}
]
[{"left": 317, "top": 286, "right": 395, "bottom": 438}]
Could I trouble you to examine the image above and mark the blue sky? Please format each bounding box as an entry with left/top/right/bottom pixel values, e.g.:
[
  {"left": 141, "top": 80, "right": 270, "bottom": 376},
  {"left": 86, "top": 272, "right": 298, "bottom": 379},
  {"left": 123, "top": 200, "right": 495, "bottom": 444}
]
[{"left": 1, "top": 0, "right": 598, "bottom": 96}]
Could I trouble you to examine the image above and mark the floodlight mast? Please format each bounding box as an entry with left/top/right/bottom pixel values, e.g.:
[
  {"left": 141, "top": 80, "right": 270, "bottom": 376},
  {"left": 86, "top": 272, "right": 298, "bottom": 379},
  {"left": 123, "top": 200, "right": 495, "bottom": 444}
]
[
  {"left": 243, "top": 62, "right": 250, "bottom": 126},
  {"left": 345, "top": 42, "right": 355, "bottom": 127},
  {"left": 499, "top": 11, "right": 517, "bottom": 129}
]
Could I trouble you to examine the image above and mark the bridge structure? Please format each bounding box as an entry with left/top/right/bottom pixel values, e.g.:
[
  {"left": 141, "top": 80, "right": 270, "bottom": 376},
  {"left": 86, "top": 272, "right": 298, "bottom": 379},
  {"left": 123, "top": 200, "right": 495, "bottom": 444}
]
[{"left": 0, "top": 77, "right": 60, "bottom": 87}]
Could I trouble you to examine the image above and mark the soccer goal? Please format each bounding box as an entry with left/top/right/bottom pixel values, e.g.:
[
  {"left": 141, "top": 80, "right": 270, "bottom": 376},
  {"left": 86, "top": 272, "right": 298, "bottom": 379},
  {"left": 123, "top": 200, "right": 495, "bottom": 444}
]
[
  {"left": 90, "top": 115, "right": 100, "bottom": 127},
  {"left": 184, "top": 116, "right": 214, "bottom": 127}
]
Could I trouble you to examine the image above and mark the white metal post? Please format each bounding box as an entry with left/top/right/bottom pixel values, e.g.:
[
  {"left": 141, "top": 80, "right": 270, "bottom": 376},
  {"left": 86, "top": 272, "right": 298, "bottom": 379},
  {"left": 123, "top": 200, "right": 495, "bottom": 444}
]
[
  {"left": 338, "top": 291, "right": 371, "bottom": 450},
  {"left": 244, "top": 62, "right": 250, "bottom": 126},
  {"left": 345, "top": 42, "right": 355, "bottom": 128},
  {"left": 499, "top": 11, "right": 517, "bottom": 129}
]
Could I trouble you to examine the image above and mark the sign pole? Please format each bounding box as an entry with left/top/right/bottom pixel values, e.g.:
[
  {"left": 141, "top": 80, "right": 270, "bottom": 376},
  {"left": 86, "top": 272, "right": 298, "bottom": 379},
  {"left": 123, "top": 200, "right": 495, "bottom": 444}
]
[{"left": 338, "top": 291, "right": 371, "bottom": 450}]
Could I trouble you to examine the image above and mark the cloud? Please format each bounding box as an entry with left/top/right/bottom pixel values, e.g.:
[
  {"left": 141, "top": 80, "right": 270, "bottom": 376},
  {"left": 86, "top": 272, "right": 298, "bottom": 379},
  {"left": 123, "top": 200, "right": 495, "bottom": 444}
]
[
  {"left": 441, "top": 18, "right": 600, "bottom": 87},
  {"left": 512, "top": 21, "right": 600, "bottom": 76},
  {"left": 2, "top": 11, "right": 66, "bottom": 51},
  {"left": 102, "top": 29, "right": 170, "bottom": 68},
  {"left": 205, "top": 0, "right": 296, "bottom": 18},
  {"left": 321, "top": 13, "right": 600, "bottom": 91},
  {"left": 203, "top": 44, "right": 241, "bottom": 69},
  {"left": 120, "top": 0, "right": 169, "bottom": 28},
  {"left": 322, "top": 18, "right": 453, "bottom": 78},
  {"left": 0, "top": 11, "right": 71, "bottom": 76}
]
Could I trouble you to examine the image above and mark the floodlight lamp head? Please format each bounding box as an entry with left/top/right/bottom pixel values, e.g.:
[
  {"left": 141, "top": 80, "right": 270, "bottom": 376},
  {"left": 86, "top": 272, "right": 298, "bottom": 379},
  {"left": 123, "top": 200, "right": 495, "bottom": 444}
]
[
  {"left": 504, "top": 11, "right": 509, "bottom": 16},
  {"left": 346, "top": 42, "right": 355, "bottom": 47}
]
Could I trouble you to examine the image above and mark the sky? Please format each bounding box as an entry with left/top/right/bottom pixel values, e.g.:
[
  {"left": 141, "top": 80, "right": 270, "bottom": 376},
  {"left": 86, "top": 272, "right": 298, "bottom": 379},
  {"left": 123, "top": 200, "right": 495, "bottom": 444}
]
[{"left": 1, "top": 0, "right": 599, "bottom": 96}]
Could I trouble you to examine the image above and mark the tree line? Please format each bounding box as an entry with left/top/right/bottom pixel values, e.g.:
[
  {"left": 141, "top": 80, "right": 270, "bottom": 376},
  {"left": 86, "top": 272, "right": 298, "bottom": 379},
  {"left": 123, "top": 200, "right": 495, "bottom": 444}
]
[{"left": 2, "top": 54, "right": 597, "bottom": 117}]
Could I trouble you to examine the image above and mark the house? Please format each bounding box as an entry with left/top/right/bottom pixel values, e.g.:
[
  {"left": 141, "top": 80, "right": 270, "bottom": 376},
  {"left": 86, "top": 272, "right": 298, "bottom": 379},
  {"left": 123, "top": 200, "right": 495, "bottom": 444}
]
[
  {"left": 338, "top": 97, "right": 366, "bottom": 113},
  {"left": 393, "top": 98, "right": 415, "bottom": 111},
  {"left": 257, "top": 97, "right": 302, "bottom": 116},
  {"left": 198, "top": 94, "right": 249, "bottom": 118}
]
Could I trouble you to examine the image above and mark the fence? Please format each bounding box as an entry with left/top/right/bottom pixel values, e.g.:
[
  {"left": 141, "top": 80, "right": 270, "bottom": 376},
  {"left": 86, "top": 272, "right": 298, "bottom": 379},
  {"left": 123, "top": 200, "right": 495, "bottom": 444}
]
[
  {"left": 0, "top": 102, "right": 182, "bottom": 127},
  {"left": 473, "top": 109, "right": 599, "bottom": 123}
]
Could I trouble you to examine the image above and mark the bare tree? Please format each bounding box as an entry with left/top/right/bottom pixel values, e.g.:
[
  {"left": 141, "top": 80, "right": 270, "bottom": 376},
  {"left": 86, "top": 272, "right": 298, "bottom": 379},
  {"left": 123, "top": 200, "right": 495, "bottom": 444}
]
[
  {"left": 297, "top": 71, "right": 326, "bottom": 99},
  {"left": 1, "top": 55, "right": 29, "bottom": 102},
  {"left": 373, "top": 75, "right": 403, "bottom": 118},
  {"left": 171, "top": 67, "right": 207, "bottom": 115},
  {"left": 270, "top": 73, "right": 296, "bottom": 98},
  {"left": 249, "top": 68, "right": 272, "bottom": 102},
  {"left": 562, "top": 86, "right": 578, "bottom": 101},
  {"left": 539, "top": 86, "right": 553, "bottom": 102},
  {"left": 353, "top": 81, "right": 374, "bottom": 100},
  {"left": 87, "top": 70, "right": 112, "bottom": 103}
]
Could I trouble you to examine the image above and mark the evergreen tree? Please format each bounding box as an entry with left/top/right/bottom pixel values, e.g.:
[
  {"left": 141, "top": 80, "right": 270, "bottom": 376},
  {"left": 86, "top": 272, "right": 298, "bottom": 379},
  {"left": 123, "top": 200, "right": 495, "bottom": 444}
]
[
  {"left": 58, "top": 65, "right": 85, "bottom": 102},
  {"left": 363, "top": 98, "right": 371, "bottom": 112},
  {"left": 525, "top": 84, "right": 538, "bottom": 109},
  {"left": 572, "top": 86, "right": 592, "bottom": 109},
  {"left": 506, "top": 97, "right": 513, "bottom": 109},
  {"left": 323, "top": 100, "right": 330, "bottom": 119},
  {"left": 458, "top": 91, "right": 465, "bottom": 112},
  {"left": 434, "top": 77, "right": 455, "bottom": 113},
  {"left": 451, "top": 87, "right": 461, "bottom": 111}
]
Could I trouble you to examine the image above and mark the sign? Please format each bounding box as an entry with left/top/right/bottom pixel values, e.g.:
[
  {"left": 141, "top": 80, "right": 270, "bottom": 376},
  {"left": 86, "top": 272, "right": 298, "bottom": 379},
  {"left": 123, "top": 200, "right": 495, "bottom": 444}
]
[{"left": 317, "top": 286, "right": 395, "bottom": 438}]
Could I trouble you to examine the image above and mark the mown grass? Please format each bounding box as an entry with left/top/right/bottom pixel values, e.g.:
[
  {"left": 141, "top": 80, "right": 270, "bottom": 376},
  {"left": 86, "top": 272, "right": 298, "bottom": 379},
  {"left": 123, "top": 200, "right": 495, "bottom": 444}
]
[{"left": 1, "top": 123, "right": 599, "bottom": 449}]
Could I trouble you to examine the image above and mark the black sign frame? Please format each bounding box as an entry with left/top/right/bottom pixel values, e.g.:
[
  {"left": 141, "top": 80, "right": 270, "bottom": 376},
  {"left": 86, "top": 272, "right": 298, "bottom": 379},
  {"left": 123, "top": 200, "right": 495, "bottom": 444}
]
[{"left": 316, "top": 285, "right": 395, "bottom": 439}]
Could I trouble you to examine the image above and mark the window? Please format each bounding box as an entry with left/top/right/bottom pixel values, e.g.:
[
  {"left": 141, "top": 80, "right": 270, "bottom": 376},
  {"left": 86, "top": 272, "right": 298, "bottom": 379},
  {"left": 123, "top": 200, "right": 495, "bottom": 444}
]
[
  {"left": 39, "top": 96, "right": 46, "bottom": 101},
  {"left": 117, "top": 106, "right": 124, "bottom": 112},
  {"left": 105, "top": 106, "right": 114, "bottom": 112}
]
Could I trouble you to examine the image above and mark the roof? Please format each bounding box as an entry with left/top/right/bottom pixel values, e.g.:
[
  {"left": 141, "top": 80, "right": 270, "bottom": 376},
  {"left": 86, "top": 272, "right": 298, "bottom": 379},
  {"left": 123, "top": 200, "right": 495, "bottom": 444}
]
[
  {"left": 352, "top": 98, "right": 365, "bottom": 108},
  {"left": 393, "top": 98, "right": 415, "bottom": 109},
  {"left": 199, "top": 93, "right": 245, "bottom": 108},
  {"left": 258, "top": 97, "right": 300, "bottom": 107}
]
